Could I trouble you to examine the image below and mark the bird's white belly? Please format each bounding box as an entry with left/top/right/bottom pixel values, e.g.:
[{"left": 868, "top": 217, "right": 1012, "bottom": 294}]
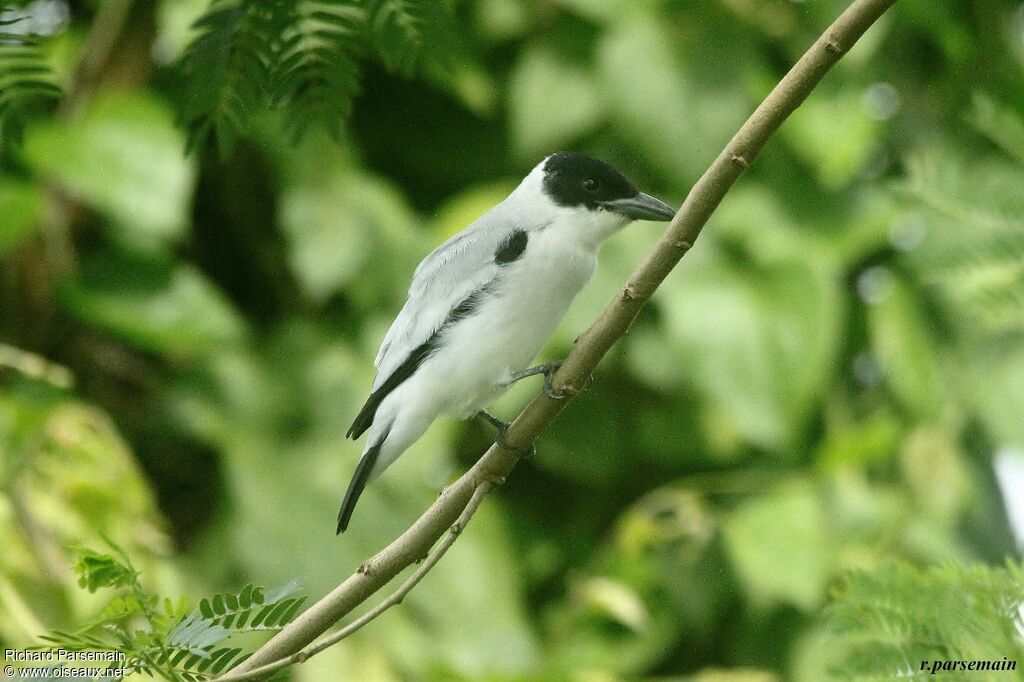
[{"left": 420, "top": 239, "right": 596, "bottom": 417}]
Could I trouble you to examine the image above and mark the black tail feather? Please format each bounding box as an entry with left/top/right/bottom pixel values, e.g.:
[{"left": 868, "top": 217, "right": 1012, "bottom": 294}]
[
  {"left": 346, "top": 396, "right": 377, "bottom": 440},
  {"left": 337, "top": 439, "right": 383, "bottom": 534},
  {"left": 346, "top": 287, "right": 490, "bottom": 440}
]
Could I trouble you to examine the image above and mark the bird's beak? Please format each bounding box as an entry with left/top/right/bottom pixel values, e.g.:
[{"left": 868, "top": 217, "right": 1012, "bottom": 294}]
[{"left": 600, "top": 193, "right": 676, "bottom": 221}]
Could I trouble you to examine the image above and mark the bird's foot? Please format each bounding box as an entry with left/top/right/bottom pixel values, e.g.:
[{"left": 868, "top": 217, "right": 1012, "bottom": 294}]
[
  {"left": 476, "top": 411, "right": 536, "bottom": 458},
  {"left": 505, "top": 360, "right": 574, "bottom": 400}
]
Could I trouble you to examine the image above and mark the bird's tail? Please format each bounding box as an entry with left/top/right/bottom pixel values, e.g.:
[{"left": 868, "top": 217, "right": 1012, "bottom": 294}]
[{"left": 337, "top": 437, "right": 385, "bottom": 534}]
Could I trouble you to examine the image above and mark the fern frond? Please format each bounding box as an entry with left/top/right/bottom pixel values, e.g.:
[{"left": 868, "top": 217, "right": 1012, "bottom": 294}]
[
  {"left": 827, "top": 561, "right": 1024, "bottom": 681},
  {"left": 0, "top": 14, "right": 62, "bottom": 150},
  {"left": 177, "top": 0, "right": 286, "bottom": 152},
  {"left": 366, "top": 0, "right": 461, "bottom": 76},
  {"left": 177, "top": 0, "right": 462, "bottom": 150},
  {"left": 271, "top": 0, "right": 364, "bottom": 141},
  {"left": 155, "top": 581, "right": 303, "bottom": 679},
  {"left": 168, "top": 580, "right": 305, "bottom": 650},
  {"left": 898, "top": 150, "right": 1024, "bottom": 343}
]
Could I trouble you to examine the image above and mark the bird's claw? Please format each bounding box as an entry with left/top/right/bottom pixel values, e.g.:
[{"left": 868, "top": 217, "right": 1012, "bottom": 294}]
[
  {"left": 541, "top": 361, "right": 566, "bottom": 400},
  {"left": 540, "top": 361, "right": 593, "bottom": 400},
  {"left": 506, "top": 359, "right": 566, "bottom": 399},
  {"left": 495, "top": 429, "right": 536, "bottom": 459},
  {"left": 476, "top": 411, "right": 536, "bottom": 458}
]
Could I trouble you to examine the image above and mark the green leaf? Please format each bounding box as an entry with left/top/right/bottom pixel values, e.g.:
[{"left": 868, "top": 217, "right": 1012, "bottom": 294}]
[
  {"left": 176, "top": 0, "right": 279, "bottom": 153},
  {"left": 897, "top": 149, "right": 1024, "bottom": 342},
  {"left": 596, "top": 16, "right": 747, "bottom": 184},
  {"left": 280, "top": 168, "right": 420, "bottom": 303},
  {"left": 167, "top": 613, "right": 230, "bottom": 651},
  {"left": 249, "top": 604, "right": 271, "bottom": 628},
  {"left": 238, "top": 584, "right": 254, "bottom": 609},
  {"left": 866, "top": 274, "right": 944, "bottom": 418},
  {"left": 72, "top": 549, "right": 136, "bottom": 593},
  {"left": 0, "top": 178, "right": 42, "bottom": 255},
  {"left": 970, "top": 349, "right": 1024, "bottom": 447},
  {"left": 509, "top": 46, "right": 603, "bottom": 158},
  {"left": 723, "top": 486, "right": 832, "bottom": 610},
  {"left": 270, "top": 1, "right": 364, "bottom": 141},
  {"left": 0, "top": 21, "right": 61, "bottom": 152},
  {"left": 174, "top": 580, "right": 304, "bottom": 651},
  {"left": 58, "top": 250, "right": 245, "bottom": 356},
  {"left": 781, "top": 86, "right": 879, "bottom": 188},
  {"left": 827, "top": 561, "right": 1024, "bottom": 679},
  {"left": 276, "top": 598, "right": 305, "bottom": 627},
  {"left": 967, "top": 91, "right": 1024, "bottom": 167},
  {"left": 368, "top": 0, "right": 460, "bottom": 77},
  {"left": 816, "top": 412, "right": 901, "bottom": 470},
  {"left": 209, "top": 648, "right": 243, "bottom": 675},
  {"left": 23, "top": 91, "right": 193, "bottom": 247},
  {"left": 259, "top": 599, "right": 294, "bottom": 627},
  {"left": 663, "top": 254, "right": 841, "bottom": 449}
]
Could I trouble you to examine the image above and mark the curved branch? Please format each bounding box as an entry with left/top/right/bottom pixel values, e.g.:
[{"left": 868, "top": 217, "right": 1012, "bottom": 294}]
[
  {"left": 214, "top": 482, "right": 494, "bottom": 682},
  {"left": 224, "top": 0, "right": 899, "bottom": 677}
]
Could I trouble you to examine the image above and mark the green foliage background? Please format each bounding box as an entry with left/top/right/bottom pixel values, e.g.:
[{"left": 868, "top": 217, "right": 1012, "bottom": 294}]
[{"left": 1, "top": 0, "right": 1024, "bottom": 680}]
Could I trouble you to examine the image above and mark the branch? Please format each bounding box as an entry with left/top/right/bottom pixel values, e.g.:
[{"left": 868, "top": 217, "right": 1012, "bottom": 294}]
[
  {"left": 224, "top": 0, "right": 898, "bottom": 676},
  {"left": 214, "top": 482, "right": 494, "bottom": 682}
]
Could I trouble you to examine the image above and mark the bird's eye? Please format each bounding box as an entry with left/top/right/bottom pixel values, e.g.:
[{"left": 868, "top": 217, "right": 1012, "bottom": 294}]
[{"left": 583, "top": 178, "right": 600, "bottom": 193}]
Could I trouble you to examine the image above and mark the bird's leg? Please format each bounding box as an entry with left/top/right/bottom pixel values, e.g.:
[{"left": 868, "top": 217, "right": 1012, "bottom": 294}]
[
  {"left": 476, "top": 411, "right": 535, "bottom": 458},
  {"left": 476, "top": 410, "right": 510, "bottom": 432},
  {"left": 504, "top": 360, "right": 570, "bottom": 400}
]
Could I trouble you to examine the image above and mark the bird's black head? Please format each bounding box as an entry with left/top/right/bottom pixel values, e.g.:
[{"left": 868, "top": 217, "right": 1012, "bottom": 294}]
[
  {"left": 542, "top": 152, "right": 637, "bottom": 209},
  {"left": 541, "top": 152, "right": 676, "bottom": 222}
]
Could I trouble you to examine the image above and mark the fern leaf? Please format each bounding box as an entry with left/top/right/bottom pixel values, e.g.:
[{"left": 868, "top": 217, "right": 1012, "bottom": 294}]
[
  {"left": 270, "top": 0, "right": 364, "bottom": 141},
  {"left": 827, "top": 561, "right": 1024, "bottom": 681},
  {"left": 366, "top": 0, "right": 460, "bottom": 76},
  {"left": 898, "top": 149, "right": 1024, "bottom": 343},
  {"left": 263, "top": 578, "right": 303, "bottom": 603},
  {"left": 238, "top": 583, "right": 255, "bottom": 607},
  {"left": 176, "top": 0, "right": 464, "bottom": 149},
  {"left": 209, "top": 648, "right": 243, "bottom": 675},
  {"left": 170, "top": 579, "right": 304, "bottom": 652},
  {"left": 177, "top": 0, "right": 286, "bottom": 153},
  {"left": 0, "top": 13, "right": 61, "bottom": 150}
]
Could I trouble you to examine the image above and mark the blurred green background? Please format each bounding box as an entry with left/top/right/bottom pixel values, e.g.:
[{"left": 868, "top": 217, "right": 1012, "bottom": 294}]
[{"left": 2, "top": 0, "right": 1024, "bottom": 679}]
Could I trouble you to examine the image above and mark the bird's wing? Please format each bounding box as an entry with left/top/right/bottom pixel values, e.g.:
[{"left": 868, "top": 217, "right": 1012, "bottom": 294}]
[
  {"left": 373, "top": 209, "right": 515, "bottom": 387},
  {"left": 346, "top": 207, "right": 524, "bottom": 440}
]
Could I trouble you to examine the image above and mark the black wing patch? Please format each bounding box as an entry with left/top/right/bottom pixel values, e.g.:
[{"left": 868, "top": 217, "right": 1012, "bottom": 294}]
[
  {"left": 495, "top": 230, "right": 528, "bottom": 264},
  {"left": 346, "top": 339, "right": 433, "bottom": 440},
  {"left": 346, "top": 284, "right": 493, "bottom": 440}
]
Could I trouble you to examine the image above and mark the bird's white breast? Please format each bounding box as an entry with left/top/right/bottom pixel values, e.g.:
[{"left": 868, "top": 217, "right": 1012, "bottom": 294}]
[{"left": 418, "top": 223, "right": 598, "bottom": 417}]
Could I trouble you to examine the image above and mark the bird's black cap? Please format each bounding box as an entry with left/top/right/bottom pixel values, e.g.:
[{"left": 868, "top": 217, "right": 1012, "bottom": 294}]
[
  {"left": 542, "top": 152, "right": 675, "bottom": 221},
  {"left": 542, "top": 152, "right": 638, "bottom": 209}
]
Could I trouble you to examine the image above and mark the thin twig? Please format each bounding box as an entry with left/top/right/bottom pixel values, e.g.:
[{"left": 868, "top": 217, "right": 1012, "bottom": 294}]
[
  {"left": 214, "top": 482, "right": 495, "bottom": 682},
  {"left": 224, "top": 0, "right": 899, "bottom": 678}
]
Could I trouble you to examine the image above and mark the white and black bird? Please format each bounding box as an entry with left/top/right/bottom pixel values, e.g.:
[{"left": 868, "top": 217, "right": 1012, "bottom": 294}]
[{"left": 339, "top": 152, "right": 675, "bottom": 533}]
